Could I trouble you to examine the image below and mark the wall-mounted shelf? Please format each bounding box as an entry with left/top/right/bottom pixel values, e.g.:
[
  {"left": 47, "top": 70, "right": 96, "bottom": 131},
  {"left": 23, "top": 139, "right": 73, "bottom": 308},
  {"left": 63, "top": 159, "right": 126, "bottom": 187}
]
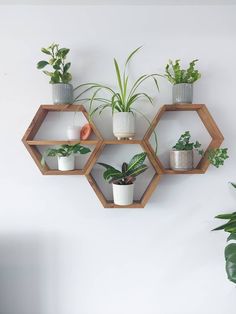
[
  {"left": 143, "top": 104, "right": 224, "bottom": 174},
  {"left": 22, "top": 104, "right": 103, "bottom": 175},
  {"left": 85, "top": 140, "right": 161, "bottom": 208}
]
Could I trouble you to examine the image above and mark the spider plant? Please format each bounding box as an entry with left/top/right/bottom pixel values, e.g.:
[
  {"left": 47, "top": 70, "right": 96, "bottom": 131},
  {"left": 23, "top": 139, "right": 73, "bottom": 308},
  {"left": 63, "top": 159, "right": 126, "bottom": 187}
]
[{"left": 73, "top": 47, "right": 160, "bottom": 152}]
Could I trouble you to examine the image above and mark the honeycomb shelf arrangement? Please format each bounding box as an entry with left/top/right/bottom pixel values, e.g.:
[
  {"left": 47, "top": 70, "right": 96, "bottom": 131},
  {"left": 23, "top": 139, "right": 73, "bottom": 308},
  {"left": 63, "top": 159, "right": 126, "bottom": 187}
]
[{"left": 22, "top": 103, "right": 225, "bottom": 208}]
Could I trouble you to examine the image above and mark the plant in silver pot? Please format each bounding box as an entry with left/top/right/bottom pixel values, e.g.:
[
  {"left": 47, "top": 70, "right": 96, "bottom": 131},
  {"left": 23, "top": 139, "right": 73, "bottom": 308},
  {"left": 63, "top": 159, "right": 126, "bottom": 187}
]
[
  {"left": 41, "top": 143, "right": 91, "bottom": 171},
  {"left": 213, "top": 182, "right": 236, "bottom": 284},
  {"left": 164, "top": 59, "right": 201, "bottom": 104},
  {"left": 37, "top": 43, "right": 73, "bottom": 104},
  {"left": 170, "top": 131, "right": 229, "bottom": 171},
  {"left": 74, "top": 47, "right": 160, "bottom": 143},
  {"left": 97, "top": 152, "right": 148, "bottom": 206}
]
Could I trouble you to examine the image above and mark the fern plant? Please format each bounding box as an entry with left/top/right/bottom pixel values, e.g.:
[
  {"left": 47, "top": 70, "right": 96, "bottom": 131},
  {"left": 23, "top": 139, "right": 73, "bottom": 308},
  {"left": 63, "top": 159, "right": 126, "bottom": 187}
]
[{"left": 165, "top": 59, "right": 201, "bottom": 85}]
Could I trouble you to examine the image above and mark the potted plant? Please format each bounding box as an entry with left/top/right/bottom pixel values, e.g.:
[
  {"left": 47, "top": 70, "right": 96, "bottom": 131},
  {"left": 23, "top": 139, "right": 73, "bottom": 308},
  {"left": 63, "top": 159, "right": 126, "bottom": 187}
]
[
  {"left": 164, "top": 59, "right": 201, "bottom": 104},
  {"left": 74, "top": 47, "right": 160, "bottom": 141},
  {"left": 170, "top": 131, "right": 229, "bottom": 171},
  {"left": 37, "top": 43, "right": 73, "bottom": 104},
  {"left": 98, "top": 152, "right": 148, "bottom": 206},
  {"left": 213, "top": 182, "right": 236, "bottom": 284},
  {"left": 41, "top": 143, "right": 91, "bottom": 171}
]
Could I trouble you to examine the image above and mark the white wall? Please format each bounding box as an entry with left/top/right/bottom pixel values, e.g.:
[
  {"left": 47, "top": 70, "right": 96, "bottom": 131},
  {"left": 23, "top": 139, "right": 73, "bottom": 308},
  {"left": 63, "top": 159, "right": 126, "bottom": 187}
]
[{"left": 0, "top": 4, "right": 236, "bottom": 314}]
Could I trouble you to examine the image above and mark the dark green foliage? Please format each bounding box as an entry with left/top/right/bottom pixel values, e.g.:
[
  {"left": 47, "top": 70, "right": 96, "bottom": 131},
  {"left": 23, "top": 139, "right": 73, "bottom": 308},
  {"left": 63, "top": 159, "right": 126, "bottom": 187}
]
[
  {"left": 37, "top": 43, "right": 72, "bottom": 84},
  {"left": 165, "top": 59, "right": 201, "bottom": 85},
  {"left": 97, "top": 152, "right": 148, "bottom": 185},
  {"left": 213, "top": 183, "right": 236, "bottom": 283},
  {"left": 173, "top": 131, "right": 228, "bottom": 168},
  {"left": 41, "top": 143, "right": 91, "bottom": 166}
]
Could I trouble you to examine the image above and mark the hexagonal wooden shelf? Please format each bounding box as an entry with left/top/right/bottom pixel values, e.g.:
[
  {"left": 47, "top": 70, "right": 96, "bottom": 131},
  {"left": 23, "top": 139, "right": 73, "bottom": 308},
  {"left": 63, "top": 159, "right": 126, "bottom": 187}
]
[
  {"left": 143, "top": 104, "right": 224, "bottom": 174},
  {"left": 22, "top": 104, "right": 103, "bottom": 175},
  {"left": 86, "top": 140, "right": 162, "bottom": 208}
]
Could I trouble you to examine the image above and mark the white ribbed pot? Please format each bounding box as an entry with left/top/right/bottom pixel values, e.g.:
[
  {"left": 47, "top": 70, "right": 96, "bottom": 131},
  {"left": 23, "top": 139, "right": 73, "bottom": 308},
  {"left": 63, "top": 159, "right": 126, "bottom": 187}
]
[
  {"left": 113, "top": 112, "right": 135, "bottom": 140},
  {"left": 67, "top": 125, "right": 81, "bottom": 141},
  {"left": 52, "top": 83, "right": 73, "bottom": 104},
  {"left": 170, "top": 150, "right": 193, "bottom": 171},
  {"left": 112, "top": 183, "right": 134, "bottom": 206},
  {"left": 58, "top": 155, "right": 75, "bottom": 171},
  {"left": 172, "top": 83, "right": 193, "bottom": 104}
]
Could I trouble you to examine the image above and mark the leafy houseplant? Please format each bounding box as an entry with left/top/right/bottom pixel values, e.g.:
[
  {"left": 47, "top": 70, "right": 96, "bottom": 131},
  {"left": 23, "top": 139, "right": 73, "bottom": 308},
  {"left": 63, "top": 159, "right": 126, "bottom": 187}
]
[
  {"left": 170, "top": 131, "right": 229, "bottom": 171},
  {"left": 37, "top": 43, "right": 73, "bottom": 104},
  {"left": 97, "top": 152, "right": 148, "bottom": 206},
  {"left": 74, "top": 47, "right": 160, "bottom": 142},
  {"left": 164, "top": 59, "right": 201, "bottom": 104},
  {"left": 213, "top": 183, "right": 236, "bottom": 284},
  {"left": 41, "top": 143, "right": 91, "bottom": 171}
]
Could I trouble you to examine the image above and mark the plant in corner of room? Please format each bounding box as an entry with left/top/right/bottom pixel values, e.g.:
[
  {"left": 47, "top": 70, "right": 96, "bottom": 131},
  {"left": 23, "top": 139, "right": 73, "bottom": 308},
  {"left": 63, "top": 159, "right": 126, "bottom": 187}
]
[
  {"left": 97, "top": 152, "right": 148, "bottom": 206},
  {"left": 37, "top": 43, "right": 73, "bottom": 104},
  {"left": 41, "top": 143, "right": 91, "bottom": 171},
  {"left": 73, "top": 47, "right": 160, "bottom": 147},
  {"left": 164, "top": 59, "right": 201, "bottom": 104},
  {"left": 213, "top": 182, "right": 236, "bottom": 284},
  {"left": 170, "top": 131, "right": 229, "bottom": 171}
]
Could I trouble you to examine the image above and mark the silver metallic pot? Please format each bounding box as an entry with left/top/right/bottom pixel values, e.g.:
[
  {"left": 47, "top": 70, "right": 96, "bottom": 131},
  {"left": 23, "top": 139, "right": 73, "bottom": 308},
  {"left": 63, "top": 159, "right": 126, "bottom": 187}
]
[{"left": 170, "top": 149, "right": 193, "bottom": 171}]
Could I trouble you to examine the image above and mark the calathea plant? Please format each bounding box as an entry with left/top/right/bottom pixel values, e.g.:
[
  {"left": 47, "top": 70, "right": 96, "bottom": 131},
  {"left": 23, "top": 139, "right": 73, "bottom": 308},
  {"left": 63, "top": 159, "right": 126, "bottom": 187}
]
[
  {"left": 41, "top": 143, "right": 91, "bottom": 171},
  {"left": 213, "top": 183, "right": 236, "bottom": 284},
  {"left": 164, "top": 59, "right": 201, "bottom": 104},
  {"left": 73, "top": 47, "right": 160, "bottom": 145},
  {"left": 97, "top": 152, "right": 148, "bottom": 206},
  {"left": 37, "top": 43, "right": 73, "bottom": 104},
  {"left": 170, "top": 131, "right": 229, "bottom": 171},
  {"left": 98, "top": 152, "right": 148, "bottom": 185}
]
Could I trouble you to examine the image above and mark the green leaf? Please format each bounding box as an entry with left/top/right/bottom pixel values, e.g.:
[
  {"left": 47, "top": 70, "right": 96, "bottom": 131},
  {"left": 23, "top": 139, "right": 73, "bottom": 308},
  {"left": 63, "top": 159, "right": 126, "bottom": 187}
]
[
  {"left": 226, "top": 253, "right": 236, "bottom": 283},
  {"left": 125, "top": 46, "right": 142, "bottom": 67},
  {"left": 114, "top": 58, "right": 124, "bottom": 101},
  {"left": 41, "top": 48, "right": 51, "bottom": 55},
  {"left": 230, "top": 182, "right": 236, "bottom": 189},
  {"left": 215, "top": 212, "right": 236, "bottom": 220},
  {"left": 127, "top": 152, "right": 147, "bottom": 173},
  {"left": 227, "top": 233, "right": 236, "bottom": 242},
  {"left": 130, "top": 164, "right": 148, "bottom": 178},
  {"left": 37, "top": 60, "right": 49, "bottom": 69},
  {"left": 225, "top": 243, "right": 236, "bottom": 260}
]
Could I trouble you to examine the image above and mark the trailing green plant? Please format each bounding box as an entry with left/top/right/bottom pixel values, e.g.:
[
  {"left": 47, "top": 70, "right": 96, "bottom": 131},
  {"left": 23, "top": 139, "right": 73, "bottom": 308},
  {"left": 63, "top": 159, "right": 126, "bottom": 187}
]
[
  {"left": 213, "top": 182, "right": 236, "bottom": 284},
  {"left": 97, "top": 152, "right": 148, "bottom": 185},
  {"left": 41, "top": 143, "right": 91, "bottom": 166},
  {"left": 37, "top": 43, "right": 72, "bottom": 84},
  {"left": 164, "top": 59, "right": 201, "bottom": 85},
  {"left": 173, "top": 131, "right": 229, "bottom": 168}
]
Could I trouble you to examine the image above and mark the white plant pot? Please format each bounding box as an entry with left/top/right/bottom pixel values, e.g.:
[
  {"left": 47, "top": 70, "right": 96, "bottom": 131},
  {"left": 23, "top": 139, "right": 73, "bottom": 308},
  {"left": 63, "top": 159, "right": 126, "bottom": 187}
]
[
  {"left": 67, "top": 125, "right": 81, "bottom": 141},
  {"left": 172, "top": 83, "right": 193, "bottom": 104},
  {"left": 170, "top": 150, "right": 193, "bottom": 171},
  {"left": 113, "top": 112, "right": 135, "bottom": 140},
  {"left": 52, "top": 83, "right": 73, "bottom": 104},
  {"left": 112, "top": 183, "right": 134, "bottom": 206},
  {"left": 58, "top": 155, "right": 75, "bottom": 171}
]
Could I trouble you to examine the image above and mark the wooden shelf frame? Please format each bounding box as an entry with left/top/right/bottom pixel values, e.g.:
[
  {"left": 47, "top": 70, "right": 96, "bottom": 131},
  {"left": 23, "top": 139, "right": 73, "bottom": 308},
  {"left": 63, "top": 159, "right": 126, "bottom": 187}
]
[
  {"left": 143, "top": 104, "right": 224, "bottom": 174},
  {"left": 85, "top": 141, "right": 162, "bottom": 208},
  {"left": 22, "top": 104, "right": 103, "bottom": 175}
]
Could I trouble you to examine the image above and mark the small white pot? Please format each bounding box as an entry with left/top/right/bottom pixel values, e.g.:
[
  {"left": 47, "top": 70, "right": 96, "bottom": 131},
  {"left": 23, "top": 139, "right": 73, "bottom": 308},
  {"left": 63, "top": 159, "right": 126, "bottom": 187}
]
[
  {"left": 58, "top": 155, "right": 75, "bottom": 171},
  {"left": 170, "top": 150, "right": 193, "bottom": 171},
  {"left": 67, "top": 125, "right": 81, "bottom": 141},
  {"left": 113, "top": 112, "right": 135, "bottom": 140},
  {"left": 112, "top": 183, "right": 134, "bottom": 206}
]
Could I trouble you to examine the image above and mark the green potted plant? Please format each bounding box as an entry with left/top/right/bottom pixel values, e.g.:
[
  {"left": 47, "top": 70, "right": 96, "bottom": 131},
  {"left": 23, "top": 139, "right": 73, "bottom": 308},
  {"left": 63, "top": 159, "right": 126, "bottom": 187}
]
[
  {"left": 164, "top": 59, "right": 201, "bottom": 104},
  {"left": 213, "top": 183, "right": 236, "bottom": 284},
  {"left": 98, "top": 152, "right": 148, "bottom": 206},
  {"left": 41, "top": 143, "right": 91, "bottom": 171},
  {"left": 37, "top": 43, "right": 73, "bottom": 104},
  {"left": 74, "top": 47, "right": 160, "bottom": 140},
  {"left": 170, "top": 131, "right": 229, "bottom": 171}
]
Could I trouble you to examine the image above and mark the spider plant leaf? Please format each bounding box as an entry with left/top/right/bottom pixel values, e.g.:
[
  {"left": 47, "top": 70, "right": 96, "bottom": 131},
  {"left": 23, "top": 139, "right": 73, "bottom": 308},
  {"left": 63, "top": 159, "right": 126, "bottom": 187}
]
[
  {"left": 127, "top": 152, "right": 147, "bottom": 173},
  {"left": 125, "top": 46, "right": 142, "bottom": 67},
  {"left": 114, "top": 58, "right": 124, "bottom": 100}
]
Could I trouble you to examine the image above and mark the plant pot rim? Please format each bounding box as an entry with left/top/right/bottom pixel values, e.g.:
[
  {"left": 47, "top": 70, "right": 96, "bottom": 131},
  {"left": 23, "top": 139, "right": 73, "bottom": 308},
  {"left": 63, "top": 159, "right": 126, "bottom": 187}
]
[
  {"left": 112, "top": 183, "right": 134, "bottom": 186},
  {"left": 173, "top": 83, "right": 193, "bottom": 85},
  {"left": 171, "top": 149, "right": 193, "bottom": 152},
  {"left": 51, "top": 82, "right": 73, "bottom": 85}
]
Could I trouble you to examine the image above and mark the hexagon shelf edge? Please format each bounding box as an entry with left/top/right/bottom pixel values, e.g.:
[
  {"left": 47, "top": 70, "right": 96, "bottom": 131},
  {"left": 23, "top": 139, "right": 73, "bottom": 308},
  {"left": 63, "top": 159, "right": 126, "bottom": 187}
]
[
  {"left": 85, "top": 140, "right": 162, "bottom": 208},
  {"left": 22, "top": 104, "right": 103, "bottom": 175},
  {"left": 143, "top": 104, "right": 224, "bottom": 174}
]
